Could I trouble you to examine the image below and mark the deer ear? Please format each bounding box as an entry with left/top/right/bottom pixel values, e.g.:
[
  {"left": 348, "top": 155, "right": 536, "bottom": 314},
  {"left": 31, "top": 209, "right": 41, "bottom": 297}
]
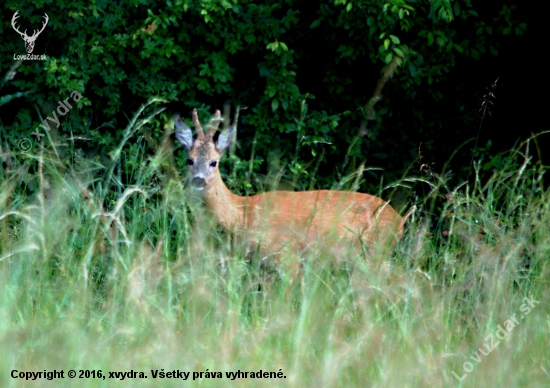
[
  {"left": 174, "top": 115, "right": 194, "bottom": 150},
  {"left": 216, "top": 125, "right": 234, "bottom": 153}
]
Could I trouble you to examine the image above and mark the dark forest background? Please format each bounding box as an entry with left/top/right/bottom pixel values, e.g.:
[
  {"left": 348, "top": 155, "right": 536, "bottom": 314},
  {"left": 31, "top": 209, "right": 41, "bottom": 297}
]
[{"left": 0, "top": 0, "right": 546, "bottom": 209}]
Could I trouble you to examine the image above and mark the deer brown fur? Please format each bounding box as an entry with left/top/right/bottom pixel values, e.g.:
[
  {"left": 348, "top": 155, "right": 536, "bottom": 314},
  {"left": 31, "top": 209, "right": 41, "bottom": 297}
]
[{"left": 174, "top": 108, "right": 408, "bottom": 270}]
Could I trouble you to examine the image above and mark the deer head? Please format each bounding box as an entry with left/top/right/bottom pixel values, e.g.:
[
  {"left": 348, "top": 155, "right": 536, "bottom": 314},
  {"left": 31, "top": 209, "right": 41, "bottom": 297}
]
[
  {"left": 12, "top": 11, "right": 49, "bottom": 54},
  {"left": 174, "top": 109, "right": 235, "bottom": 192}
]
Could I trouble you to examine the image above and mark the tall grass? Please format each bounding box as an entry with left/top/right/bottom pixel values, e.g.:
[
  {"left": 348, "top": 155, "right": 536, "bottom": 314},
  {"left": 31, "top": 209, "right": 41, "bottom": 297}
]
[{"left": 0, "top": 105, "right": 548, "bottom": 387}]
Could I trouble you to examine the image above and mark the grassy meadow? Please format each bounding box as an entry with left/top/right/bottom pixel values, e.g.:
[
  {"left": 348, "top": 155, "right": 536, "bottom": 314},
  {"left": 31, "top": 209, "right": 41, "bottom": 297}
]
[{"left": 0, "top": 107, "right": 549, "bottom": 388}]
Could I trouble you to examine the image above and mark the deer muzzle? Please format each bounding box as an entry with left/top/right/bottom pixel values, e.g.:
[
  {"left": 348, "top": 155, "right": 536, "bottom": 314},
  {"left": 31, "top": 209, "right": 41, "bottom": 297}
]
[{"left": 191, "top": 176, "right": 206, "bottom": 190}]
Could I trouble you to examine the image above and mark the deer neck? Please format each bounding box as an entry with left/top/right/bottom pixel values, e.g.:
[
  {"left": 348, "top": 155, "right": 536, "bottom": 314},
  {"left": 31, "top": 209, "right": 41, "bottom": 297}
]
[{"left": 201, "top": 174, "right": 245, "bottom": 231}]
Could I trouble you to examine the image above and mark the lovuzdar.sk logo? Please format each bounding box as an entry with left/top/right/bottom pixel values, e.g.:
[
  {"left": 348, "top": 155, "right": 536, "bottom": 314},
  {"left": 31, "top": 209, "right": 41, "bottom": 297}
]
[{"left": 11, "top": 10, "right": 48, "bottom": 60}]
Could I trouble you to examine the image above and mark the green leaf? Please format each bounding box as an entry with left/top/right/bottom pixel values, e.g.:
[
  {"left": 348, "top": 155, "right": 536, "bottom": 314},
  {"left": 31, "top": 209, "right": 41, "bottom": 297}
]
[
  {"left": 267, "top": 86, "right": 277, "bottom": 98},
  {"left": 514, "top": 26, "right": 525, "bottom": 35},
  {"left": 271, "top": 98, "right": 279, "bottom": 112},
  {"left": 310, "top": 19, "right": 321, "bottom": 29},
  {"left": 346, "top": 3, "right": 352, "bottom": 12},
  {"left": 503, "top": 27, "right": 511, "bottom": 35},
  {"left": 393, "top": 47, "right": 404, "bottom": 57},
  {"left": 390, "top": 35, "right": 400, "bottom": 44},
  {"left": 454, "top": 44, "right": 463, "bottom": 53},
  {"left": 453, "top": 2, "right": 461, "bottom": 16},
  {"left": 266, "top": 42, "right": 278, "bottom": 52},
  {"left": 384, "top": 39, "right": 390, "bottom": 50},
  {"left": 428, "top": 32, "right": 434, "bottom": 45},
  {"left": 384, "top": 53, "right": 393, "bottom": 63}
]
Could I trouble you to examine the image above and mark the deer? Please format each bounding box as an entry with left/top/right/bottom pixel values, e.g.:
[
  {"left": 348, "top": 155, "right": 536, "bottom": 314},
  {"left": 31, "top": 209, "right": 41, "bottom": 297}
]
[{"left": 174, "top": 108, "right": 411, "bottom": 276}]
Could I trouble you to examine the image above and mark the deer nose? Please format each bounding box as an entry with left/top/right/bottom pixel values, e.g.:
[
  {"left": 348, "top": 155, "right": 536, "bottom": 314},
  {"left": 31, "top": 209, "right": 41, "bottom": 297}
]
[{"left": 192, "top": 177, "right": 206, "bottom": 189}]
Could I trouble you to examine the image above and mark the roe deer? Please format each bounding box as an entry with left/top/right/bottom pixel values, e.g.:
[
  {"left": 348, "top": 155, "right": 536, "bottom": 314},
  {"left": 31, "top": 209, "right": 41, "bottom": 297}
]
[{"left": 174, "top": 108, "right": 409, "bottom": 272}]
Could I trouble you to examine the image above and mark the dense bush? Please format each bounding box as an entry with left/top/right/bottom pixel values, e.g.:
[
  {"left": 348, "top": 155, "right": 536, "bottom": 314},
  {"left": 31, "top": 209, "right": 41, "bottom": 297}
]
[{"left": 1, "top": 0, "right": 526, "bottom": 200}]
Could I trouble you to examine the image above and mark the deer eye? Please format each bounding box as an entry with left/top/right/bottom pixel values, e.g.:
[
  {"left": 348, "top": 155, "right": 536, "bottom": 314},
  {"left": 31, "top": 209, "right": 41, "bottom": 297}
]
[
  {"left": 187, "top": 159, "right": 194, "bottom": 166},
  {"left": 210, "top": 161, "right": 217, "bottom": 167}
]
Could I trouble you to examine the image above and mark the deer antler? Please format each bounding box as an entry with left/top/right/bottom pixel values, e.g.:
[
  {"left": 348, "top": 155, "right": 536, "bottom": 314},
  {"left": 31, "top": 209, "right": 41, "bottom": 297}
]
[
  {"left": 205, "top": 110, "right": 223, "bottom": 138},
  {"left": 11, "top": 11, "right": 25, "bottom": 37},
  {"left": 192, "top": 108, "right": 204, "bottom": 138},
  {"left": 11, "top": 11, "right": 49, "bottom": 39}
]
